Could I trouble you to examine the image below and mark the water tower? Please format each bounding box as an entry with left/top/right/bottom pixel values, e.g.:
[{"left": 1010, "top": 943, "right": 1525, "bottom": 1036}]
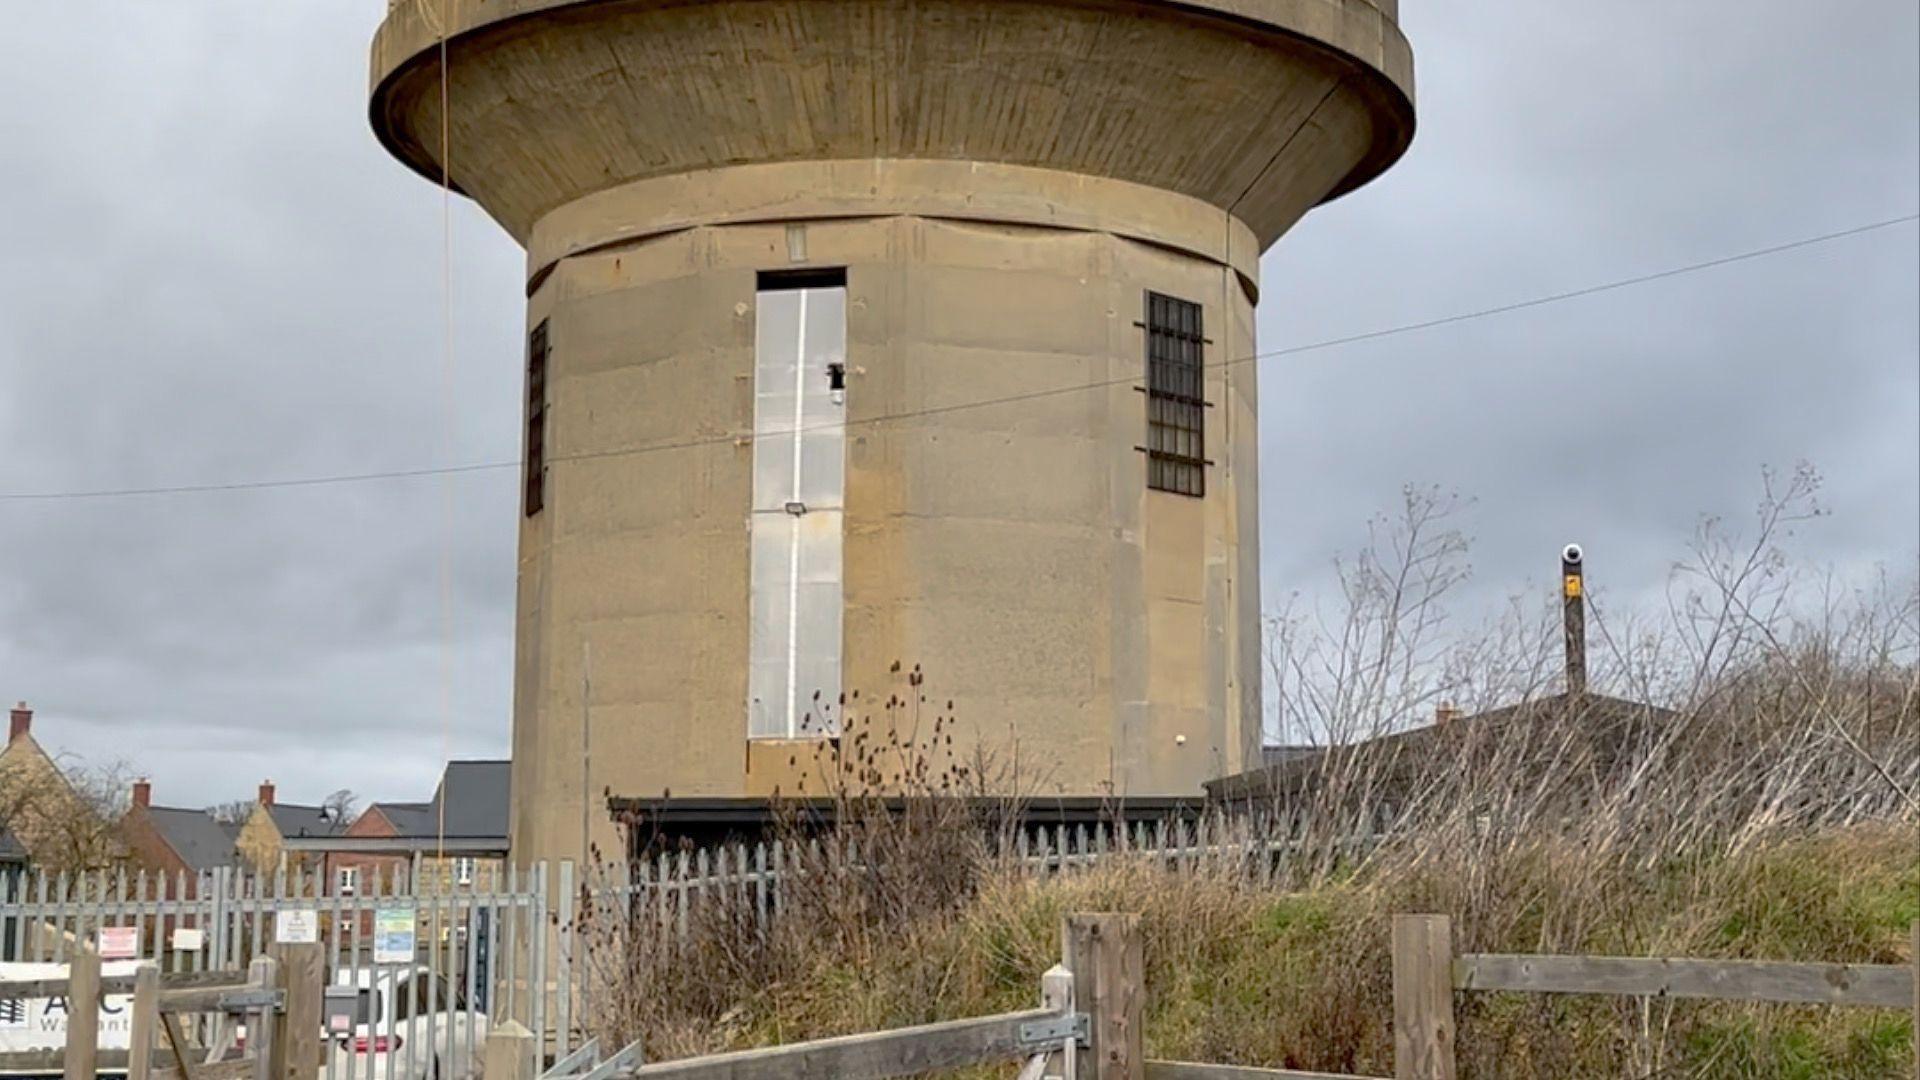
[{"left": 369, "top": 0, "right": 1414, "bottom": 866}]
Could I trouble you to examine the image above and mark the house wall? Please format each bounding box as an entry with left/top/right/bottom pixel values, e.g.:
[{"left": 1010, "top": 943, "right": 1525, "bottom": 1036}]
[
  {"left": 0, "top": 737, "right": 98, "bottom": 869},
  {"left": 234, "top": 808, "right": 292, "bottom": 875},
  {"left": 325, "top": 808, "right": 408, "bottom": 900},
  {"left": 415, "top": 855, "right": 507, "bottom": 892}
]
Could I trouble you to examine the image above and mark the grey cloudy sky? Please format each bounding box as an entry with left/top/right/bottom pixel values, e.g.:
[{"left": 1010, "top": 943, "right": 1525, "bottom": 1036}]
[{"left": 0, "top": 2, "right": 1914, "bottom": 806}]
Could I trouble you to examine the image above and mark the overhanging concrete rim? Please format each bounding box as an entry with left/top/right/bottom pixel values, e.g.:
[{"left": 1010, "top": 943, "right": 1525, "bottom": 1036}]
[
  {"left": 523, "top": 159, "right": 1263, "bottom": 299},
  {"left": 368, "top": 0, "right": 1414, "bottom": 209}
]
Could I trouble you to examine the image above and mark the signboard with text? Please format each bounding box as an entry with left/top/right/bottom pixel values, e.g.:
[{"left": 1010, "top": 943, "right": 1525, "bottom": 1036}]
[
  {"left": 0, "top": 961, "right": 140, "bottom": 1054},
  {"left": 97, "top": 927, "right": 139, "bottom": 960},
  {"left": 276, "top": 909, "right": 319, "bottom": 945},
  {"left": 373, "top": 909, "right": 415, "bottom": 964}
]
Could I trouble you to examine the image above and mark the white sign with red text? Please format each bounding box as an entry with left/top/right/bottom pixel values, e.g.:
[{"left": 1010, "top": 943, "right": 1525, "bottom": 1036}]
[{"left": 97, "top": 927, "right": 139, "bottom": 960}]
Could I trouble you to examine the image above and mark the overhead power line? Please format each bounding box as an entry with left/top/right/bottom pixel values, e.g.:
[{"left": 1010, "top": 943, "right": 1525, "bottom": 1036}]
[{"left": 3, "top": 211, "right": 1913, "bottom": 505}]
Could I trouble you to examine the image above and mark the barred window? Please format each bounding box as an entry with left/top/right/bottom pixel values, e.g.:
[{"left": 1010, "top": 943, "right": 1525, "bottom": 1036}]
[
  {"left": 525, "top": 320, "right": 549, "bottom": 517},
  {"left": 1144, "top": 292, "right": 1206, "bottom": 496}
]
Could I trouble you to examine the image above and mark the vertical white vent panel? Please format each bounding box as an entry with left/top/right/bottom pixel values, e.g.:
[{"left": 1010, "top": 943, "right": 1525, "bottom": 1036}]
[{"left": 747, "top": 285, "right": 846, "bottom": 739}]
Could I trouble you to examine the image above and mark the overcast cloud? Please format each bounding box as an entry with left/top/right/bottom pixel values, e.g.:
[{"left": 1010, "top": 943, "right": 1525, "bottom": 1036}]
[{"left": 0, "top": 2, "right": 1913, "bottom": 806}]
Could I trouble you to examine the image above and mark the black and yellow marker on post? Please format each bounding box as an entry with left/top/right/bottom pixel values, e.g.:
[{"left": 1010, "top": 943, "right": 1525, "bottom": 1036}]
[{"left": 1562, "top": 544, "right": 1587, "bottom": 697}]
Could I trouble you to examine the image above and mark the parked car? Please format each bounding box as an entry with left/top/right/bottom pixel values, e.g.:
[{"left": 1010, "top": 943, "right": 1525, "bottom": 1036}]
[{"left": 322, "top": 965, "right": 488, "bottom": 1080}]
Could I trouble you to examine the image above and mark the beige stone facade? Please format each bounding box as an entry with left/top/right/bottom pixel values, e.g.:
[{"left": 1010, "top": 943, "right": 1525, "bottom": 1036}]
[
  {"left": 0, "top": 705, "right": 101, "bottom": 870},
  {"left": 368, "top": 0, "right": 1415, "bottom": 868}
]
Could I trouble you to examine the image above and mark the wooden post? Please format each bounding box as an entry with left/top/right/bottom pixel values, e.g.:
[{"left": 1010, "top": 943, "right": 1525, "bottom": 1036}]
[
  {"left": 248, "top": 956, "right": 278, "bottom": 1080},
  {"left": 1039, "top": 964, "right": 1077, "bottom": 1080},
  {"left": 271, "top": 941, "right": 323, "bottom": 1080},
  {"left": 62, "top": 940, "right": 101, "bottom": 1080},
  {"left": 127, "top": 962, "right": 160, "bottom": 1080},
  {"left": 1064, "top": 914, "right": 1143, "bottom": 1080},
  {"left": 1392, "top": 915, "right": 1456, "bottom": 1080},
  {"left": 485, "top": 1020, "right": 537, "bottom": 1080}
]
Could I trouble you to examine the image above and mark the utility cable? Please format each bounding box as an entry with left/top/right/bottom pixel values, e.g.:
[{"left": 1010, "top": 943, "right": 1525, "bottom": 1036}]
[{"left": 2, "top": 211, "right": 1912, "bottom": 505}]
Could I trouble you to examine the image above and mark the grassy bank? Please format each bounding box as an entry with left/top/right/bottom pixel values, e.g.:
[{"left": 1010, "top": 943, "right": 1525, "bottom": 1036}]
[{"left": 584, "top": 823, "right": 1915, "bottom": 1078}]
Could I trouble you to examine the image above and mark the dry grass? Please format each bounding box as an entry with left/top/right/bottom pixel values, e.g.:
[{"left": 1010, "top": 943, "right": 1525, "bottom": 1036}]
[
  {"left": 577, "top": 822, "right": 1915, "bottom": 1077},
  {"left": 576, "top": 469, "right": 1919, "bottom": 1077}
]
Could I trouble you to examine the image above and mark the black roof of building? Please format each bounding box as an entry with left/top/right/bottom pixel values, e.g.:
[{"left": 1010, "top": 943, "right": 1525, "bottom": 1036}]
[
  {"left": 354, "top": 762, "right": 509, "bottom": 841},
  {"left": 280, "top": 762, "right": 509, "bottom": 854},
  {"left": 148, "top": 806, "right": 239, "bottom": 871},
  {"left": 606, "top": 794, "right": 1208, "bottom": 858},
  {"left": 1209, "top": 692, "right": 1676, "bottom": 803},
  {"left": 368, "top": 800, "right": 438, "bottom": 837},
  {"left": 1260, "top": 745, "right": 1324, "bottom": 769},
  {"left": 267, "top": 802, "right": 348, "bottom": 840},
  {"left": 431, "top": 761, "right": 509, "bottom": 839}
]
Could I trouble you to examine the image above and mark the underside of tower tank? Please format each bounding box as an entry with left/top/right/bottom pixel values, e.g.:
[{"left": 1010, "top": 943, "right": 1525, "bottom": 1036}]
[{"left": 369, "top": 0, "right": 1413, "bottom": 866}]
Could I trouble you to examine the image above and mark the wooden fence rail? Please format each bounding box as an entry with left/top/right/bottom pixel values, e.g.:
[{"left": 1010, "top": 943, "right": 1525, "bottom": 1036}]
[
  {"left": 1391, "top": 914, "right": 1920, "bottom": 1080},
  {"left": 0, "top": 968, "right": 249, "bottom": 1000},
  {"left": 0, "top": 935, "right": 306, "bottom": 1080},
  {"left": 1144, "top": 1064, "right": 1389, "bottom": 1080},
  {"left": 623, "top": 1008, "right": 1065, "bottom": 1079},
  {"left": 494, "top": 916, "right": 1121, "bottom": 1080},
  {"left": 1454, "top": 952, "right": 1913, "bottom": 1008}
]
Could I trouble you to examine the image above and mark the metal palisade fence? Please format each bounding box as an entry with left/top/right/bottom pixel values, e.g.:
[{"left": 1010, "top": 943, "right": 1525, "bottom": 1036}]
[
  {"left": 0, "top": 861, "right": 582, "bottom": 1080},
  {"left": 593, "top": 812, "right": 1391, "bottom": 943},
  {"left": 0, "top": 814, "right": 1384, "bottom": 1076}
]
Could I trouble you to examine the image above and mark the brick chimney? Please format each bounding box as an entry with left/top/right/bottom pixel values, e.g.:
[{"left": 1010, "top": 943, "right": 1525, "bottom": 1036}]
[
  {"left": 8, "top": 702, "right": 31, "bottom": 744},
  {"left": 132, "top": 778, "right": 151, "bottom": 808},
  {"left": 257, "top": 780, "right": 275, "bottom": 809},
  {"left": 1435, "top": 703, "right": 1462, "bottom": 726}
]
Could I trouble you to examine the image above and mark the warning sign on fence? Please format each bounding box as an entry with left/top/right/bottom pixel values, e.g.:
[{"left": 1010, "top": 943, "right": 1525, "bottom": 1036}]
[
  {"left": 276, "top": 909, "right": 318, "bottom": 945},
  {"left": 97, "top": 927, "right": 138, "bottom": 960},
  {"left": 373, "top": 909, "right": 415, "bottom": 964}
]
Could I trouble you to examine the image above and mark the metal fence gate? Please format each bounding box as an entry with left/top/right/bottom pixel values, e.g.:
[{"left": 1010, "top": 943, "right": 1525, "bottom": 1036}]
[{"left": 0, "top": 861, "right": 580, "bottom": 1079}]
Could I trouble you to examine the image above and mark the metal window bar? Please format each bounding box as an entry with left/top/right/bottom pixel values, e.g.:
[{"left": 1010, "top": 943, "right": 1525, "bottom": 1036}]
[
  {"left": 526, "top": 320, "right": 550, "bottom": 517},
  {"left": 1143, "top": 291, "right": 1206, "bottom": 497}
]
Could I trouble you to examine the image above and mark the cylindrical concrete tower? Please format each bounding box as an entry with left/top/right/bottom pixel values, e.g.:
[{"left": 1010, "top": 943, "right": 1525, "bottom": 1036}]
[{"left": 369, "top": 0, "right": 1413, "bottom": 867}]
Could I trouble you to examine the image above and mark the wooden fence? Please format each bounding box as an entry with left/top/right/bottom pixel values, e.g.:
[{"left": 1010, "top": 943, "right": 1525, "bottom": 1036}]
[
  {"left": 0, "top": 936, "right": 319, "bottom": 1080},
  {"left": 481, "top": 914, "right": 1112, "bottom": 1080},
  {"left": 489, "top": 912, "right": 1387, "bottom": 1080},
  {"left": 18, "top": 912, "right": 1917, "bottom": 1078},
  {"left": 1391, "top": 914, "right": 1920, "bottom": 1080},
  {"left": 519, "top": 911, "right": 1920, "bottom": 1080}
]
